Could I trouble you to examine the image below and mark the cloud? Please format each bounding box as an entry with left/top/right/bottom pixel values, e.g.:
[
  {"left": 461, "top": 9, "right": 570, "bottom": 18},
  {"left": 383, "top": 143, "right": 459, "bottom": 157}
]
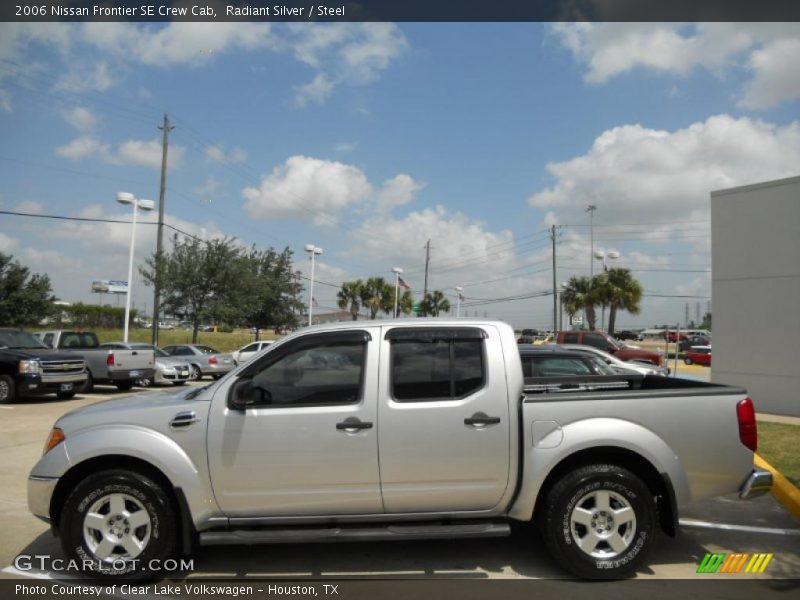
[
  {"left": 529, "top": 115, "right": 800, "bottom": 228},
  {"left": 0, "top": 89, "right": 11, "bottom": 112},
  {"left": 55, "top": 136, "right": 109, "bottom": 160},
  {"left": 0, "top": 232, "right": 19, "bottom": 253},
  {"left": 293, "top": 73, "right": 334, "bottom": 107},
  {"left": 242, "top": 155, "right": 372, "bottom": 226},
  {"left": 15, "top": 200, "right": 43, "bottom": 214},
  {"left": 62, "top": 106, "right": 98, "bottom": 131},
  {"left": 334, "top": 141, "right": 358, "bottom": 153},
  {"left": 550, "top": 23, "right": 800, "bottom": 108},
  {"left": 205, "top": 144, "right": 247, "bottom": 164},
  {"left": 55, "top": 61, "right": 115, "bottom": 93},
  {"left": 194, "top": 176, "right": 221, "bottom": 197},
  {"left": 287, "top": 23, "right": 408, "bottom": 106},
  {"left": 376, "top": 174, "right": 425, "bottom": 213},
  {"left": 111, "top": 139, "right": 185, "bottom": 169}
]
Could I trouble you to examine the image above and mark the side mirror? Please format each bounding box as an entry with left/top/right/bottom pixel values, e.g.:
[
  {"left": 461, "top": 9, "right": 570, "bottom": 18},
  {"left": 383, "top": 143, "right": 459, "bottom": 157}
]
[{"left": 228, "top": 378, "right": 271, "bottom": 411}]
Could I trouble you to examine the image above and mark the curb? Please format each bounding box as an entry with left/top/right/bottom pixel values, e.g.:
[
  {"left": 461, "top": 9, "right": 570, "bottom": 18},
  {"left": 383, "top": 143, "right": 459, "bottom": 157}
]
[{"left": 755, "top": 454, "right": 800, "bottom": 520}]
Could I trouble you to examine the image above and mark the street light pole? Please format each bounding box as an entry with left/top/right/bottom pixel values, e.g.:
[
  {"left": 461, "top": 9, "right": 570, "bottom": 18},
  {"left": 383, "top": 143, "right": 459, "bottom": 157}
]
[
  {"left": 117, "top": 192, "right": 154, "bottom": 343},
  {"left": 392, "top": 267, "right": 403, "bottom": 318},
  {"left": 304, "top": 244, "right": 322, "bottom": 326},
  {"left": 593, "top": 250, "right": 619, "bottom": 331},
  {"left": 455, "top": 286, "right": 463, "bottom": 318}
]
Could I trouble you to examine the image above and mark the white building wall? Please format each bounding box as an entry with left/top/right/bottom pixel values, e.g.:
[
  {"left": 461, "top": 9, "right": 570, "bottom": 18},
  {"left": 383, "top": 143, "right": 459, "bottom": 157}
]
[{"left": 710, "top": 175, "right": 800, "bottom": 416}]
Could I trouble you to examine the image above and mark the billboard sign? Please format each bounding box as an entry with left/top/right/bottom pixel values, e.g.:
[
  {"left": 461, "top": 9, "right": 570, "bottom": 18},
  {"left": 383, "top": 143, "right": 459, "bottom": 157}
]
[{"left": 91, "top": 279, "right": 128, "bottom": 294}]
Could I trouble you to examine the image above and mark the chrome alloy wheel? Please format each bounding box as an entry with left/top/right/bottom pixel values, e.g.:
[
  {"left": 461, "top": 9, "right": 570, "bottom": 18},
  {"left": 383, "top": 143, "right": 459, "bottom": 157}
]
[
  {"left": 82, "top": 493, "right": 151, "bottom": 563},
  {"left": 569, "top": 489, "right": 637, "bottom": 559}
]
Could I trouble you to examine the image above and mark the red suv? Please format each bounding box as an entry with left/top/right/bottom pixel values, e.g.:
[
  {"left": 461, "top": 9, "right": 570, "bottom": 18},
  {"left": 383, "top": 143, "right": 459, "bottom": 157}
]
[{"left": 556, "top": 331, "right": 663, "bottom": 366}]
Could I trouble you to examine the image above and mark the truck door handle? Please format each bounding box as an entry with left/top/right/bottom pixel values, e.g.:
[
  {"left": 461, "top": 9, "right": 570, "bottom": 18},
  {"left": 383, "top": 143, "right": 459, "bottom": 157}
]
[
  {"left": 170, "top": 411, "right": 200, "bottom": 429},
  {"left": 336, "top": 418, "right": 373, "bottom": 431},
  {"left": 464, "top": 413, "right": 501, "bottom": 427}
]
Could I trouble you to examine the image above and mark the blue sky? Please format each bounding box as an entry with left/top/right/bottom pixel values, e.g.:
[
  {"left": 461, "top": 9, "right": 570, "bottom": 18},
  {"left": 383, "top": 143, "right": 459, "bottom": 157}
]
[{"left": 1, "top": 22, "right": 799, "bottom": 328}]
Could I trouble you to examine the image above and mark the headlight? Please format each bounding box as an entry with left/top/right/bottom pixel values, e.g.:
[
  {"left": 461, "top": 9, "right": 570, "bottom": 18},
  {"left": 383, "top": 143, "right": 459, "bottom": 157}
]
[
  {"left": 18, "top": 359, "right": 42, "bottom": 374},
  {"left": 43, "top": 427, "right": 65, "bottom": 455}
]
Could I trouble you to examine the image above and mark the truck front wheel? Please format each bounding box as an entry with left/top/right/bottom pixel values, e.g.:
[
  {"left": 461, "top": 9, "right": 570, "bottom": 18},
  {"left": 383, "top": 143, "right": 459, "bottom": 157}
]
[
  {"left": 0, "top": 375, "right": 15, "bottom": 404},
  {"left": 540, "top": 464, "right": 655, "bottom": 579},
  {"left": 59, "top": 469, "right": 177, "bottom": 580}
]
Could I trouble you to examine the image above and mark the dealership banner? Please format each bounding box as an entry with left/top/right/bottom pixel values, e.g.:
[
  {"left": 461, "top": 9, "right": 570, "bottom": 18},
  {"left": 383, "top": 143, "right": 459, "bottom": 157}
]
[{"left": 90, "top": 280, "right": 128, "bottom": 294}]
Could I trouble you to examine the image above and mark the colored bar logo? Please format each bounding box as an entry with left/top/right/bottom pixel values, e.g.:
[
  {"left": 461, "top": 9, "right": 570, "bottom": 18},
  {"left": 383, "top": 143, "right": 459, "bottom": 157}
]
[{"left": 697, "top": 552, "right": 773, "bottom": 574}]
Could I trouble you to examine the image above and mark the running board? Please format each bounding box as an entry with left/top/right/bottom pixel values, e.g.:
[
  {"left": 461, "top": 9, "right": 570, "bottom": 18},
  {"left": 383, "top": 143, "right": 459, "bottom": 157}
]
[{"left": 199, "top": 521, "right": 511, "bottom": 546}]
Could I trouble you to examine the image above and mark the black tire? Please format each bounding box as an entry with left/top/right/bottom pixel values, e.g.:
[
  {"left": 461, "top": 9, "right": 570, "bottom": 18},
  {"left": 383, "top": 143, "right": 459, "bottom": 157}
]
[
  {"left": 172, "top": 381, "right": 187, "bottom": 386},
  {"left": 189, "top": 365, "right": 202, "bottom": 381},
  {"left": 684, "top": 357, "right": 693, "bottom": 365},
  {"left": 83, "top": 372, "right": 95, "bottom": 394},
  {"left": 115, "top": 381, "right": 135, "bottom": 392},
  {"left": 0, "top": 375, "right": 15, "bottom": 404},
  {"left": 57, "top": 391, "right": 77, "bottom": 400},
  {"left": 137, "top": 377, "right": 153, "bottom": 388},
  {"left": 540, "top": 464, "right": 655, "bottom": 579},
  {"left": 59, "top": 469, "right": 177, "bottom": 580},
  {"left": 211, "top": 374, "right": 222, "bottom": 380}
]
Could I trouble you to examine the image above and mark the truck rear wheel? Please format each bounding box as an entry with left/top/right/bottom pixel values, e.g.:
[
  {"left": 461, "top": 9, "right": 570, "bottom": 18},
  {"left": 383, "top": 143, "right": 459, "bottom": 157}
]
[
  {"left": 540, "top": 464, "right": 655, "bottom": 579},
  {"left": 0, "top": 375, "right": 15, "bottom": 404},
  {"left": 115, "top": 381, "right": 134, "bottom": 392},
  {"left": 59, "top": 469, "right": 177, "bottom": 580}
]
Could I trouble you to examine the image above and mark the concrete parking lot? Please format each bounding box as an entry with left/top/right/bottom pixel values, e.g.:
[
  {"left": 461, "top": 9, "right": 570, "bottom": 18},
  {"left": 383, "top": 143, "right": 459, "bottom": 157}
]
[{"left": 1, "top": 383, "right": 798, "bottom": 582}]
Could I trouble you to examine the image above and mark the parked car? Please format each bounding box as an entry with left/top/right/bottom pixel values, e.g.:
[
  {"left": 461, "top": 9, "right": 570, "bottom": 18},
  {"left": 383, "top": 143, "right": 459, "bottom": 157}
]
[
  {"left": 556, "top": 330, "right": 664, "bottom": 366},
  {"left": 0, "top": 328, "right": 87, "bottom": 403},
  {"left": 100, "top": 342, "right": 191, "bottom": 387},
  {"left": 28, "top": 320, "right": 769, "bottom": 580},
  {"left": 614, "top": 330, "right": 639, "bottom": 341},
  {"left": 519, "top": 345, "right": 618, "bottom": 377},
  {"left": 34, "top": 330, "right": 154, "bottom": 392},
  {"left": 161, "top": 344, "right": 235, "bottom": 380},
  {"left": 231, "top": 340, "right": 274, "bottom": 365},
  {"left": 684, "top": 345, "right": 712, "bottom": 366},
  {"left": 555, "top": 343, "right": 670, "bottom": 376},
  {"left": 678, "top": 335, "right": 711, "bottom": 353}
]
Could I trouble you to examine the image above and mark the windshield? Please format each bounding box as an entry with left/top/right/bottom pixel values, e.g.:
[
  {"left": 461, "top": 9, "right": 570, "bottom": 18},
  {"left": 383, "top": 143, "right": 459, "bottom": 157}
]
[
  {"left": 196, "top": 346, "right": 220, "bottom": 355},
  {"left": 0, "top": 330, "right": 48, "bottom": 349},
  {"left": 587, "top": 356, "right": 617, "bottom": 375}
]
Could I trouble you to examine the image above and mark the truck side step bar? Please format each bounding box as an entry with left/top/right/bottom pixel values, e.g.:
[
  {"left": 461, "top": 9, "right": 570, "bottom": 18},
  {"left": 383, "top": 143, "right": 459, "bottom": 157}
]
[{"left": 199, "top": 521, "right": 511, "bottom": 546}]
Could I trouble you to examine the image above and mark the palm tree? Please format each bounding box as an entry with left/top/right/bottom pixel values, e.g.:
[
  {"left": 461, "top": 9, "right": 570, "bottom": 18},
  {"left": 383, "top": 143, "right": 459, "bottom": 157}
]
[
  {"left": 397, "top": 290, "right": 414, "bottom": 317},
  {"left": 419, "top": 290, "right": 451, "bottom": 317},
  {"left": 560, "top": 276, "right": 598, "bottom": 330},
  {"left": 603, "top": 268, "right": 643, "bottom": 336},
  {"left": 360, "top": 277, "right": 391, "bottom": 319},
  {"left": 337, "top": 280, "right": 363, "bottom": 321}
]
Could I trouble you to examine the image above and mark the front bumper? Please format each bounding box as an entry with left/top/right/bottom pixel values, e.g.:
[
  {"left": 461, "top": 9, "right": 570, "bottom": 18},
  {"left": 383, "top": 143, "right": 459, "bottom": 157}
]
[
  {"left": 739, "top": 468, "right": 773, "bottom": 499},
  {"left": 16, "top": 373, "right": 88, "bottom": 396},
  {"left": 28, "top": 476, "right": 58, "bottom": 523}
]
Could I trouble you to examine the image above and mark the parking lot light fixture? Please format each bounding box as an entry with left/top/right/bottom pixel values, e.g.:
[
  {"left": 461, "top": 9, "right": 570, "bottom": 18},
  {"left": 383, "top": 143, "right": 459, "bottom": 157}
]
[
  {"left": 304, "top": 244, "right": 323, "bottom": 326},
  {"left": 594, "top": 251, "right": 620, "bottom": 330},
  {"left": 391, "top": 267, "right": 404, "bottom": 317},
  {"left": 117, "top": 193, "right": 154, "bottom": 343}
]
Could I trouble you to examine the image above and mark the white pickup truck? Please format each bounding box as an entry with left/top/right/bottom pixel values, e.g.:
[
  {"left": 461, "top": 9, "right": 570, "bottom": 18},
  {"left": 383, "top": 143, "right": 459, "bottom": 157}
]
[
  {"left": 28, "top": 321, "right": 771, "bottom": 579},
  {"left": 34, "top": 330, "right": 155, "bottom": 391}
]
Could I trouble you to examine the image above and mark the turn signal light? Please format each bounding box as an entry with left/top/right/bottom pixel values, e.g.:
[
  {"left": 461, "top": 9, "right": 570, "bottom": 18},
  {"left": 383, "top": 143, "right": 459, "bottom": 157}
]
[
  {"left": 737, "top": 397, "right": 757, "bottom": 452},
  {"left": 43, "top": 427, "right": 65, "bottom": 455}
]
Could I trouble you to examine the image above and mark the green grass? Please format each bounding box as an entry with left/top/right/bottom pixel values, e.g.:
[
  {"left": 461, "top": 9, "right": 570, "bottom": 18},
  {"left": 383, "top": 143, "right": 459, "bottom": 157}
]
[{"left": 757, "top": 421, "right": 800, "bottom": 488}]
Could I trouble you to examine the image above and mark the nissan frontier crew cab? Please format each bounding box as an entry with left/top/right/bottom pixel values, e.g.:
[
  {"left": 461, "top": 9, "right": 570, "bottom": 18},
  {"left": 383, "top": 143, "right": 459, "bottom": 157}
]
[{"left": 28, "top": 320, "right": 771, "bottom": 580}]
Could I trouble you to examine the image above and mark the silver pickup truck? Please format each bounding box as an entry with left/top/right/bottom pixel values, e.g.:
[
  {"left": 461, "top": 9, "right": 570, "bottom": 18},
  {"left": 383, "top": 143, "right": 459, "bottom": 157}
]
[
  {"left": 27, "top": 321, "right": 771, "bottom": 580},
  {"left": 35, "top": 330, "right": 155, "bottom": 392}
]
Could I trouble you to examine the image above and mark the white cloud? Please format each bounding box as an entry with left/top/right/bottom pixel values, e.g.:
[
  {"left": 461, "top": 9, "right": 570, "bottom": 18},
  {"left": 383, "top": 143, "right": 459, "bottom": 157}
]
[
  {"left": 529, "top": 115, "right": 800, "bottom": 227},
  {"left": 550, "top": 23, "right": 800, "bottom": 108},
  {"left": 205, "top": 144, "right": 247, "bottom": 164},
  {"left": 55, "top": 136, "right": 109, "bottom": 160},
  {"left": 0, "top": 89, "right": 11, "bottom": 112},
  {"left": 62, "top": 106, "right": 98, "bottom": 131},
  {"left": 334, "top": 141, "right": 358, "bottom": 153},
  {"left": 376, "top": 174, "right": 425, "bottom": 213},
  {"left": 55, "top": 61, "right": 115, "bottom": 93},
  {"left": 294, "top": 73, "right": 334, "bottom": 108},
  {"left": 242, "top": 155, "right": 372, "bottom": 226},
  {"left": 194, "top": 176, "right": 221, "bottom": 197},
  {"left": 15, "top": 200, "right": 43, "bottom": 214},
  {"left": 0, "top": 232, "right": 19, "bottom": 253},
  {"left": 111, "top": 139, "right": 185, "bottom": 169}
]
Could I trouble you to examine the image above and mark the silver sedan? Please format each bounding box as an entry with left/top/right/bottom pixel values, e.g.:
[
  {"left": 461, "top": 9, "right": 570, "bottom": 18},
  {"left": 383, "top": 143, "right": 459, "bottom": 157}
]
[{"left": 161, "top": 344, "right": 235, "bottom": 380}]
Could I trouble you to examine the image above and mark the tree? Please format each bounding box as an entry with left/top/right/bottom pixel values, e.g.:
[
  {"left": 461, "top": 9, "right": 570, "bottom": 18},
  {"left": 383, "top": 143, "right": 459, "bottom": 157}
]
[
  {"left": 0, "top": 252, "right": 54, "bottom": 326},
  {"left": 239, "top": 245, "right": 303, "bottom": 338},
  {"left": 140, "top": 235, "right": 245, "bottom": 343},
  {"left": 397, "top": 290, "right": 414, "bottom": 317},
  {"left": 337, "top": 280, "right": 364, "bottom": 321},
  {"left": 560, "top": 276, "right": 598, "bottom": 330},
  {"left": 419, "top": 290, "right": 451, "bottom": 317},
  {"left": 360, "top": 277, "right": 392, "bottom": 319},
  {"left": 601, "top": 268, "right": 643, "bottom": 336}
]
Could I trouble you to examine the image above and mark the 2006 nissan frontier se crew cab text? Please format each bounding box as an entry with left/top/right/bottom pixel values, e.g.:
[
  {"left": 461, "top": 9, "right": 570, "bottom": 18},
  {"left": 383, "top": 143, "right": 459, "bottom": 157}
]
[{"left": 27, "top": 320, "right": 772, "bottom": 580}]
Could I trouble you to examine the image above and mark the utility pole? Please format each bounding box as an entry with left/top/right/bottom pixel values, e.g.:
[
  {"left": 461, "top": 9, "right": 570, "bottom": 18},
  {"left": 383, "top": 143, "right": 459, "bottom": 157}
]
[
  {"left": 586, "top": 205, "right": 597, "bottom": 278},
  {"left": 151, "top": 113, "right": 174, "bottom": 346},
  {"left": 550, "top": 224, "right": 560, "bottom": 333},
  {"left": 423, "top": 239, "right": 431, "bottom": 299}
]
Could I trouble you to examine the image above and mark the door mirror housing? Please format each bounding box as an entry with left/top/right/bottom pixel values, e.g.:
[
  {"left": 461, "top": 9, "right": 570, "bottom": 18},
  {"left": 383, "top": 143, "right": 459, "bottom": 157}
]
[{"left": 228, "top": 377, "right": 271, "bottom": 410}]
